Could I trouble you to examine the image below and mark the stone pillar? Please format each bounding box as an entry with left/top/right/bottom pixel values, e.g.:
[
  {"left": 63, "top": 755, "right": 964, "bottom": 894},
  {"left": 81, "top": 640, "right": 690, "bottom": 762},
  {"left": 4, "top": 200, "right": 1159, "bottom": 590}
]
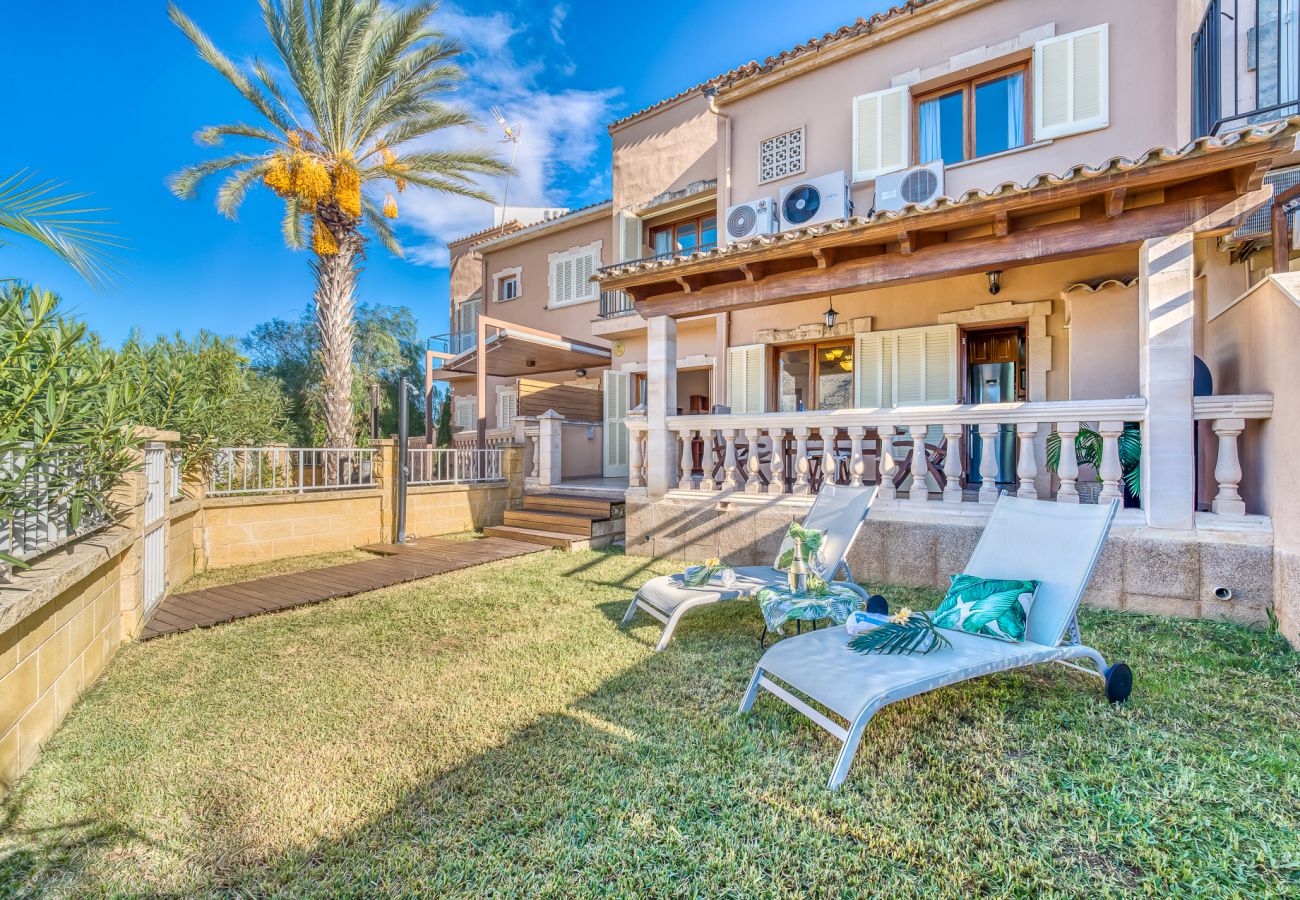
[
  {"left": 1139, "top": 233, "right": 1196, "bottom": 529},
  {"left": 538, "top": 410, "right": 563, "bottom": 489},
  {"left": 501, "top": 444, "right": 525, "bottom": 511},
  {"left": 645, "top": 314, "right": 678, "bottom": 497},
  {"left": 371, "top": 438, "right": 399, "bottom": 542}
]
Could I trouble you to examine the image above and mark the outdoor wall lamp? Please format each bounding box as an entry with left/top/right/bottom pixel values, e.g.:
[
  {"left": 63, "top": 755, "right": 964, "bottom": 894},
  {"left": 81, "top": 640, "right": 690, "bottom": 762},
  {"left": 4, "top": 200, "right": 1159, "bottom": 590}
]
[
  {"left": 987, "top": 270, "right": 1002, "bottom": 295},
  {"left": 575, "top": 368, "right": 588, "bottom": 377},
  {"left": 823, "top": 300, "right": 839, "bottom": 329}
]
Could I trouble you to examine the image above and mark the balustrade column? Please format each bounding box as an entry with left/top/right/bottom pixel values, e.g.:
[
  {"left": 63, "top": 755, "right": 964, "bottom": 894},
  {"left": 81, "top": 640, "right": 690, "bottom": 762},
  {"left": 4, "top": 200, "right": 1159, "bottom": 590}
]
[
  {"left": 1097, "top": 420, "right": 1124, "bottom": 506},
  {"left": 942, "top": 424, "right": 964, "bottom": 503},
  {"left": 909, "top": 425, "right": 929, "bottom": 502},
  {"left": 792, "top": 427, "right": 811, "bottom": 495},
  {"left": 678, "top": 428, "right": 695, "bottom": 491},
  {"left": 628, "top": 426, "right": 645, "bottom": 489},
  {"left": 1015, "top": 423, "right": 1040, "bottom": 499},
  {"left": 767, "top": 428, "right": 787, "bottom": 494},
  {"left": 529, "top": 433, "right": 540, "bottom": 478},
  {"left": 721, "top": 429, "right": 739, "bottom": 491},
  {"left": 744, "top": 428, "right": 764, "bottom": 493},
  {"left": 819, "top": 427, "right": 839, "bottom": 490},
  {"left": 978, "top": 424, "right": 1001, "bottom": 503},
  {"left": 1055, "top": 421, "right": 1080, "bottom": 503},
  {"left": 699, "top": 428, "right": 717, "bottom": 493},
  {"left": 848, "top": 426, "right": 867, "bottom": 488},
  {"left": 877, "top": 426, "right": 898, "bottom": 501},
  {"left": 1211, "top": 418, "right": 1246, "bottom": 516}
]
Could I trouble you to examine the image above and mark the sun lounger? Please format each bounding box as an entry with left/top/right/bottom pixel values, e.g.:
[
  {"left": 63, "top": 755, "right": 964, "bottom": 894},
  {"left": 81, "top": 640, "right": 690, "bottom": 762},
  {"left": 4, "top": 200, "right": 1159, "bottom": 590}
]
[
  {"left": 739, "top": 494, "right": 1129, "bottom": 789},
  {"left": 622, "top": 484, "right": 877, "bottom": 651}
]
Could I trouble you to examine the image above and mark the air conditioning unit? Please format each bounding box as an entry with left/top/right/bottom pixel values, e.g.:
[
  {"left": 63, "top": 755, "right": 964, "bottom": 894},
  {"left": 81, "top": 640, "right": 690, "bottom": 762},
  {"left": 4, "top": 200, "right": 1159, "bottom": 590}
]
[
  {"left": 1234, "top": 165, "right": 1300, "bottom": 239},
  {"left": 874, "top": 161, "right": 946, "bottom": 213},
  {"left": 725, "top": 197, "right": 779, "bottom": 243},
  {"left": 778, "top": 171, "right": 851, "bottom": 232}
]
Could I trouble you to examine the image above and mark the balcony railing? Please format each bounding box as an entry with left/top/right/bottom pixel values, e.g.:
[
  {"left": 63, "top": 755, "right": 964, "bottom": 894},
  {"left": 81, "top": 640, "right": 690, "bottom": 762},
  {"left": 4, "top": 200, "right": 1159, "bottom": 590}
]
[
  {"left": 428, "top": 330, "right": 475, "bottom": 359},
  {"left": 599, "top": 290, "right": 636, "bottom": 318},
  {"left": 597, "top": 242, "right": 719, "bottom": 275},
  {"left": 1194, "top": 0, "right": 1300, "bottom": 137}
]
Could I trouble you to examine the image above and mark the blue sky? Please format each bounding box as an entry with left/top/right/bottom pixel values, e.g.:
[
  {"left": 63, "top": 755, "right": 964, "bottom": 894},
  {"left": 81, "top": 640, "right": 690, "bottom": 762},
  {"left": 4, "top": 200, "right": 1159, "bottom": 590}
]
[{"left": 3, "top": 0, "right": 894, "bottom": 345}]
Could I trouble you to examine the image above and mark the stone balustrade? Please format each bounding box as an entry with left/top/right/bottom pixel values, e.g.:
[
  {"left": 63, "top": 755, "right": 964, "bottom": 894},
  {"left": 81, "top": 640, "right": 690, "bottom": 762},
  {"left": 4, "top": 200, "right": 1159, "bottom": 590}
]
[{"left": 1192, "top": 394, "right": 1273, "bottom": 517}]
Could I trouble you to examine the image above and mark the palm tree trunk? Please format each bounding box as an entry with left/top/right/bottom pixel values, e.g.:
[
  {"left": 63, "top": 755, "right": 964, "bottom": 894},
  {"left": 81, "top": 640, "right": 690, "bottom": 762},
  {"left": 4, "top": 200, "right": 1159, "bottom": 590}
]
[{"left": 312, "top": 242, "right": 358, "bottom": 449}]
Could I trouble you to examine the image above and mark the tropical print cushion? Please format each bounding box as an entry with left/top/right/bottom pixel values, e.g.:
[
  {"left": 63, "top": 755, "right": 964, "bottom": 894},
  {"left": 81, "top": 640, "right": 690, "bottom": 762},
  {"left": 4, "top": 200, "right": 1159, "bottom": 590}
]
[
  {"left": 775, "top": 522, "right": 825, "bottom": 573},
  {"left": 933, "top": 574, "right": 1040, "bottom": 643}
]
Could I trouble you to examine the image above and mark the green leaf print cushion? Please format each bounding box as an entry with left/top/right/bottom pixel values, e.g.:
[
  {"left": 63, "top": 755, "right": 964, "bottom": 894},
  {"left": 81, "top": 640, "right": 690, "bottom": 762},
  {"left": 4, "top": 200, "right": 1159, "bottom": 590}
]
[
  {"left": 933, "top": 574, "right": 1040, "bottom": 643},
  {"left": 775, "top": 522, "right": 826, "bottom": 573}
]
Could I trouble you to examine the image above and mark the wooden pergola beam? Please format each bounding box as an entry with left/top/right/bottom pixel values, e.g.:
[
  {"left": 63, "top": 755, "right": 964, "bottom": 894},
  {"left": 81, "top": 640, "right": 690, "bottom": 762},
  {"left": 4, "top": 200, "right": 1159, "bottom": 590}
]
[{"left": 631, "top": 191, "right": 1251, "bottom": 318}]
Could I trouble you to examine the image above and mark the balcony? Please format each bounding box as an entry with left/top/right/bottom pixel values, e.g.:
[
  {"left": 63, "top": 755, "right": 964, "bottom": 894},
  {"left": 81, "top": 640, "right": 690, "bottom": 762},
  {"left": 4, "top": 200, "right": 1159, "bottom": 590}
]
[
  {"left": 598, "top": 290, "right": 636, "bottom": 318},
  {"left": 1193, "top": 0, "right": 1300, "bottom": 137},
  {"left": 596, "top": 242, "right": 719, "bottom": 276},
  {"left": 428, "top": 330, "right": 475, "bottom": 364}
]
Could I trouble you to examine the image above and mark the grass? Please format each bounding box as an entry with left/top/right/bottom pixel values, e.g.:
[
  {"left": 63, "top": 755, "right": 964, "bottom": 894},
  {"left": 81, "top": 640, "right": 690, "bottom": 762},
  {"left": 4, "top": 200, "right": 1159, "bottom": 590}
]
[{"left": 1, "top": 548, "right": 1297, "bottom": 896}]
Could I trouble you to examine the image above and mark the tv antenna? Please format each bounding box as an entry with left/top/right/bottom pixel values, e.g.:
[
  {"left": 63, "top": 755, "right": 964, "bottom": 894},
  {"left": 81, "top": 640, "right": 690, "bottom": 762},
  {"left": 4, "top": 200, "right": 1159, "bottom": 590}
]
[{"left": 491, "top": 106, "right": 523, "bottom": 235}]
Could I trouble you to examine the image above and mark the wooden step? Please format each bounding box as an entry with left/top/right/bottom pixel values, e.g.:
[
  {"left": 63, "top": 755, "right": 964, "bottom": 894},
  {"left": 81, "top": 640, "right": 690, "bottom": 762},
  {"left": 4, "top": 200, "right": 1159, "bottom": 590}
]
[
  {"left": 523, "top": 493, "right": 619, "bottom": 518},
  {"left": 484, "top": 525, "right": 583, "bottom": 549},
  {"left": 504, "top": 509, "right": 596, "bottom": 536}
]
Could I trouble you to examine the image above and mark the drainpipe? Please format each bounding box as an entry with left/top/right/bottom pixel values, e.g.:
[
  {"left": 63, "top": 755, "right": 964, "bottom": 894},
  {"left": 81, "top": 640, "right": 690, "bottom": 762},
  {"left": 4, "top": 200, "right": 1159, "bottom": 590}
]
[{"left": 705, "top": 86, "right": 732, "bottom": 218}]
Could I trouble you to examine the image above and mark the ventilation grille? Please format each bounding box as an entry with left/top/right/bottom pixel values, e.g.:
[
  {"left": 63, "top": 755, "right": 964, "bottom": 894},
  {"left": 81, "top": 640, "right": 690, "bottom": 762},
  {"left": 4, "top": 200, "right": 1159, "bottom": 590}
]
[
  {"left": 759, "top": 126, "right": 805, "bottom": 185},
  {"left": 1235, "top": 166, "right": 1300, "bottom": 238}
]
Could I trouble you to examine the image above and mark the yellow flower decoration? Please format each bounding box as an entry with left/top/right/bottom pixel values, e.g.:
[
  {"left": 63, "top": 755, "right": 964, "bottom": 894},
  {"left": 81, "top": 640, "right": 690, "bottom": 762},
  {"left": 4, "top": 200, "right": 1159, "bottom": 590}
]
[
  {"left": 888, "top": 607, "right": 915, "bottom": 625},
  {"left": 312, "top": 219, "right": 339, "bottom": 255},
  {"left": 704, "top": 557, "right": 721, "bottom": 568},
  {"left": 382, "top": 193, "right": 398, "bottom": 219}
]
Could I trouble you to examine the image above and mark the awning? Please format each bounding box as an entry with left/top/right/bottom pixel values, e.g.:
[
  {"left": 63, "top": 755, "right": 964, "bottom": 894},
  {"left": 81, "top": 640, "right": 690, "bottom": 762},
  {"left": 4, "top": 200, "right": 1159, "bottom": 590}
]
[{"left": 431, "top": 328, "right": 611, "bottom": 379}]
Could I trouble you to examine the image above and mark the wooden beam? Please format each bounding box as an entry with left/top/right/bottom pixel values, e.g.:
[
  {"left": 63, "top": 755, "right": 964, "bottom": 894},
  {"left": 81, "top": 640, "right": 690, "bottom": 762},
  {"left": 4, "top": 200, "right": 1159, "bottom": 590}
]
[
  {"left": 1104, "top": 188, "right": 1126, "bottom": 218},
  {"left": 993, "top": 212, "right": 1009, "bottom": 237},
  {"left": 674, "top": 275, "right": 693, "bottom": 293},
  {"left": 811, "top": 246, "right": 836, "bottom": 268},
  {"left": 631, "top": 191, "right": 1249, "bottom": 319},
  {"left": 897, "top": 230, "right": 914, "bottom": 254},
  {"left": 738, "top": 261, "right": 765, "bottom": 282},
  {"left": 1234, "top": 159, "right": 1271, "bottom": 194}
]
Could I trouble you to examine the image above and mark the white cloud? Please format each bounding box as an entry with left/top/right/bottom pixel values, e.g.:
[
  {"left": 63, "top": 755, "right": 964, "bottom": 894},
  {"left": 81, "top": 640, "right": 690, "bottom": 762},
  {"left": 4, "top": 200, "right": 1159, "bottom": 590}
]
[{"left": 393, "top": 2, "right": 619, "bottom": 268}]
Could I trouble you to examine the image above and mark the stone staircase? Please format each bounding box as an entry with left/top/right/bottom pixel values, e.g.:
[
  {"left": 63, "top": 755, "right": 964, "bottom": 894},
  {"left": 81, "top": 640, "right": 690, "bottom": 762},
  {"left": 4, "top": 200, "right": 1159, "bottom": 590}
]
[{"left": 484, "top": 492, "right": 625, "bottom": 550}]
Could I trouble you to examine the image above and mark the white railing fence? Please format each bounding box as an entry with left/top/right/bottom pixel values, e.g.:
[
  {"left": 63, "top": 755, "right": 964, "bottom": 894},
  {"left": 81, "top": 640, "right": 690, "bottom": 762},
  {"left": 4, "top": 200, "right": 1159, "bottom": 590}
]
[
  {"left": 208, "top": 447, "right": 376, "bottom": 496},
  {"left": 407, "top": 448, "right": 505, "bottom": 485},
  {"left": 1, "top": 444, "right": 110, "bottom": 580}
]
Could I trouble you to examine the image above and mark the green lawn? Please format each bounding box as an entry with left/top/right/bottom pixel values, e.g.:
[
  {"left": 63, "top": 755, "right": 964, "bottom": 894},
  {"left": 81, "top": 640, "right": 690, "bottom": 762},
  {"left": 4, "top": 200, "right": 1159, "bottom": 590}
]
[{"left": 1, "top": 548, "right": 1297, "bottom": 896}]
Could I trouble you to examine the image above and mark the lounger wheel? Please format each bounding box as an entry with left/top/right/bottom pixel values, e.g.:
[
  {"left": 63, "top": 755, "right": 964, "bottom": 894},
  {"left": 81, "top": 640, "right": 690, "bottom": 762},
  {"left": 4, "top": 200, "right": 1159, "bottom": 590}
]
[{"left": 1104, "top": 662, "right": 1133, "bottom": 704}]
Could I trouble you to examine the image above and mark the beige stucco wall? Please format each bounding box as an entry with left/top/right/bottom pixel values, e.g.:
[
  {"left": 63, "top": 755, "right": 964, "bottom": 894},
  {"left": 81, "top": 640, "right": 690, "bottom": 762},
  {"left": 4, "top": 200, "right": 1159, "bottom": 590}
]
[
  {"left": 1066, "top": 282, "right": 1140, "bottom": 400},
  {"left": 404, "top": 482, "right": 514, "bottom": 540},
  {"left": 611, "top": 93, "right": 717, "bottom": 211},
  {"left": 718, "top": 0, "right": 1181, "bottom": 221},
  {"left": 200, "top": 491, "right": 386, "bottom": 569}
]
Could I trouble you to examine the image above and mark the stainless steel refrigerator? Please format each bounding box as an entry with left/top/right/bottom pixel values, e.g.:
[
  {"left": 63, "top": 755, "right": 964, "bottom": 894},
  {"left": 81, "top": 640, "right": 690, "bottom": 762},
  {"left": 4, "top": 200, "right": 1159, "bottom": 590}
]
[{"left": 968, "top": 362, "right": 1017, "bottom": 484}]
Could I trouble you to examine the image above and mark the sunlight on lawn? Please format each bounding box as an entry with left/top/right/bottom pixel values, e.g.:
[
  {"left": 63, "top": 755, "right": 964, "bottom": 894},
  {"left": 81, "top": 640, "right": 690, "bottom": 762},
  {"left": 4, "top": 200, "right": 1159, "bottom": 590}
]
[{"left": 1, "top": 549, "right": 1296, "bottom": 896}]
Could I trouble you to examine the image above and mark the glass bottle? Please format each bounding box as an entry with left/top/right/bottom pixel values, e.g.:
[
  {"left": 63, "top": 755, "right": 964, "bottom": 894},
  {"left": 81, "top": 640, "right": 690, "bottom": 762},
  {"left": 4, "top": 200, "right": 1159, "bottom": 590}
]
[{"left": 789, "top": 536, "right": 808, "bottom": 595}]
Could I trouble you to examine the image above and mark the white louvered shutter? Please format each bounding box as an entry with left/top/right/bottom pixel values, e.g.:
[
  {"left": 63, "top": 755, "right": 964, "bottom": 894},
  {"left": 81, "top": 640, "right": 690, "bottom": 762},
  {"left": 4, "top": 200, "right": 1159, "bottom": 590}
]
[
  {"left": 575, "top": 249, "right": 596, "bottom": 302},
  {"left": 922, "top": 326, "right": 958, "bottom": 403},
  {"left": 854, "top": 332, "right": 890, "bottom": 408},
  {"left": 726, "top": 344, "right": 766, "bottom": 414},
  {"left": 894, "top": 329, "right": 927, "bottom": 406},
  {"left": 496, "top": 389, "right": 518, "bottom": 429},
  {"left": 603, "top": 370, "right": 630, "bottom": 476},
  {"left": 852, "top": 86, "right": 910, "bottom": 182},
  {"left": 454, "top": 396, "right": 476, "bottom": 431},
  {"left": 550, "top": 256, "right": 571, "bottom": 306},
  {"left": 1034, "top": 24, "right": 1109, "bottom": 140},
  {"left": 856, "top": 325, "right": 956, "bottom": 407},
  {"left": 618, "top": 210, "right": 643, "bottom": 262}
]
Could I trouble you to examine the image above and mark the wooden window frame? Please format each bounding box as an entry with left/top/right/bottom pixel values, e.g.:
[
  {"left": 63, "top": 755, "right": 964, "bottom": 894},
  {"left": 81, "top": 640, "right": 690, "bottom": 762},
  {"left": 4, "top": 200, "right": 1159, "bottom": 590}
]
[
  {"left": 912, "top": 60, "right": 1032, "bottom": 166},
  {"left": 648, "top": 212, "right": 720, "bottom": 257},
  {"left": 768, "top": 339, "right": 855, "bottom": 412}
]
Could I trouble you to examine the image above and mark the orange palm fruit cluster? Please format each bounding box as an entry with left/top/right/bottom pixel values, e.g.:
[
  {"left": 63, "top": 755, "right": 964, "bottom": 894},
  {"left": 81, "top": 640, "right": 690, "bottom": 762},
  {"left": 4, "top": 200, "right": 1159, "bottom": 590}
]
[
  {"left": 312, "top": 220, "right": 339, "bottom": 255},
  {"left": 333, "top": 160, "right": 362, "bottom": 218},
  {"left": 382, "top": 193, "right": 398, "bottom": 218}
]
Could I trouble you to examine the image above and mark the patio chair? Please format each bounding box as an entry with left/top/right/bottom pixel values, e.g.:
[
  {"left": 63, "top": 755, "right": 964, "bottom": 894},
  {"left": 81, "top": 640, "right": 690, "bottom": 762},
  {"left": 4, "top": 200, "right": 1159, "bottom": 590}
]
[
  {"left": 622, "top": 484, "right": 877, "bottom": 651},
  {"left": 739, "top": 494, "right": 1129, "bottom": 790}
]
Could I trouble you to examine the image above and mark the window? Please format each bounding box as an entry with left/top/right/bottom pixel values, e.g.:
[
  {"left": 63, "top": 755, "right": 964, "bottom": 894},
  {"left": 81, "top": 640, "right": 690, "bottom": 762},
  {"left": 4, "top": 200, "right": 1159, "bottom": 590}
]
[
  {"left": 496, "top": 388, "right": 518, "bottom": 429},
  {"left": 759, "top": 126, "right": 805, "bottom": 184},
  {"left": 547, "top": 242, "right": 602, "bottom": 307},
  {"left": 773, "top": 341, "right": 855, "bottom": 412},
  {"left": 648, "top": 214, "right": 718, "bottom": 259},
  {"left": 492, "top": 267, "right": 521, "bottom": 302},
  {"left": 454, "top": 396, "right": 476, "bottom": 431},
  {"left": 915, "top": 64, "right": 1028, "bottom": 166}
]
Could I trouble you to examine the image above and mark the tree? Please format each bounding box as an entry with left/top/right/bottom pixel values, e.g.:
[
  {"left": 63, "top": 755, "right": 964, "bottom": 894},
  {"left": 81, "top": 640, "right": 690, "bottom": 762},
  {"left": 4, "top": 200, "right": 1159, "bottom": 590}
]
[
  {"left": 243, "top": 302, "right": 424, "bottom": 444},
  {"left": 435, "top": 395, "right": 453, "bottom": 448},
  {"left": 169, "top": 0, "right": 509, "bottom": 448},
  {"left": 0, "top": 171, "right": 122, "bottom": 287}
]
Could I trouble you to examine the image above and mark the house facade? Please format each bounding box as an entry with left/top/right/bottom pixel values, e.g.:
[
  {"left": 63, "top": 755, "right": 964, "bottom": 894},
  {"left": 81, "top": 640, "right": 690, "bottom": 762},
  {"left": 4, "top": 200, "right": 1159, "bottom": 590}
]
[{"left": 431, "top": 0, "right": 1300, "bottom": 646}]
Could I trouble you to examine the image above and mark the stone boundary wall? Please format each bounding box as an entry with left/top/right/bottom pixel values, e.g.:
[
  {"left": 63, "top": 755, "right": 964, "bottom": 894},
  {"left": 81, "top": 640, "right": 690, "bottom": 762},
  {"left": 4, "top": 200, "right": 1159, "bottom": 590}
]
[
  {"left": 0, "top": 439, "right": 524, "bottom": 796},
  {"left": 626, "top": 496, "right": 1277, "bottom": 629}
]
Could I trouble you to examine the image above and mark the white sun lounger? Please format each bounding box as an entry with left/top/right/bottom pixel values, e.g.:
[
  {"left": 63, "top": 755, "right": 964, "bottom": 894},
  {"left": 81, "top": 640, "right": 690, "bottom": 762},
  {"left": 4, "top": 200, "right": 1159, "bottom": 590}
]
[
  {"left": 740, "top": 494, "right": 1129, "bottom": 790},
  {"left": 622, "top": 484, "right": 877, "bottom": 651}
]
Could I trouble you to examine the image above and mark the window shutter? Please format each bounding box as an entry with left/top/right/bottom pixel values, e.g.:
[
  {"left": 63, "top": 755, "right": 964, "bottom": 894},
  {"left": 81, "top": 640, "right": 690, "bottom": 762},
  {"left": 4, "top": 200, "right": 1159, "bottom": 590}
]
[
  {"left": 454, "top": 396, "right": 475, "bottom": 431},
  {"left": 603, "top": 370, "right": 630, "bottom": 476},
  {"left": 618, "top": 210, "right": 643, "bottom": 262},
  {"left": 856, "top": 325, "right": 955, "bottom": 407},
  {"left": 1034, "top": 24, "right": 1109, "bottom": 140},
  {"left": 922, "top": 325, "right": 958, "bottom": 403},
  {"left": 496, "top": 389, "right": 518, "bottom": 429},
  {"left": 575, "top": 250, "right": 595, "bottom": 301},
  {"left": 894, "top": 330, "right": 926, "bottom": 405},
  {"left": 852, "top": 86, "right": 910, "bottom": 182},
  {"left": 726, "top": 344, "right": 766, "bottom": 414},
  {"left": 854, "top": 332, "right": 887, "bottom": 408}
]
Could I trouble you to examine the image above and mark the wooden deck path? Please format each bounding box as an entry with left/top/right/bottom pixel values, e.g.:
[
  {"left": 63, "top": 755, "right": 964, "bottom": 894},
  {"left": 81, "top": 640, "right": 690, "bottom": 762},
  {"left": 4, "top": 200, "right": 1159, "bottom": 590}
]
[{"left": 141, "top": 536, "right": 545, "bottom": 640}]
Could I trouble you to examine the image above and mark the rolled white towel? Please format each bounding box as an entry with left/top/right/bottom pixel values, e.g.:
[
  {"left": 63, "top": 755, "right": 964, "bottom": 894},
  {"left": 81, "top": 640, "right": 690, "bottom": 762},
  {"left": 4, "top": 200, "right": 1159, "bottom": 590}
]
[{"left": 845, "top": 610, "right": 885, "bottom": 636}]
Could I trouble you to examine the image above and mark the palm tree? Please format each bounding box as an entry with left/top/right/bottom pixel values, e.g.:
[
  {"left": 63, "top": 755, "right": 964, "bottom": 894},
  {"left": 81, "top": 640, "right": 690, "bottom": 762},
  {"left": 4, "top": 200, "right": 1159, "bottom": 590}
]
[
  {"left": 0, "top": 171, "right": 121, "bottom": 287},
  {"left": 169, "top": 0, "right": 509, "bottom": 448}
]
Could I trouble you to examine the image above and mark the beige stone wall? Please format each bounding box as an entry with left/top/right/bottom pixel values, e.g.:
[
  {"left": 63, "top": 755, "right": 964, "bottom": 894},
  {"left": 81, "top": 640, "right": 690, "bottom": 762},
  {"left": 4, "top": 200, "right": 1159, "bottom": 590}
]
[
  {"left": 167, "top": 499, "right": 201, "bottom": 588},
  {"left": 405, "top": 483, "right": 512, "bottom": 539},
  {"left": 200, "top": 490, "right": 385, "bottom": 569},
  {"left": 0, "top": 527, "right": 133, "bottom": 793}
]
